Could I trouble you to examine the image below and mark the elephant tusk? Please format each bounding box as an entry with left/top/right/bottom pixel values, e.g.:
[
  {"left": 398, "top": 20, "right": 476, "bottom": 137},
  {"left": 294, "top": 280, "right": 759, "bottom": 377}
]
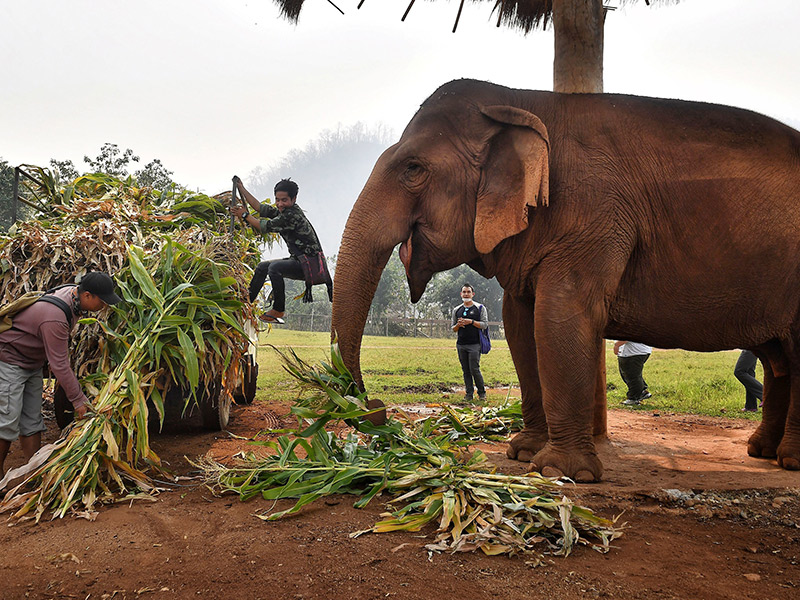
[{"left": 399, "top": 234, "right": 413, "bottom": 278}]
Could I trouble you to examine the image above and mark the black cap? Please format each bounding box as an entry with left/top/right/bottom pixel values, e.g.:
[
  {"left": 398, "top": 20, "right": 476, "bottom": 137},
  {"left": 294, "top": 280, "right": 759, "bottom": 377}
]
[{"left": 79, "top": 272, "right": 122, "bottom": 306}]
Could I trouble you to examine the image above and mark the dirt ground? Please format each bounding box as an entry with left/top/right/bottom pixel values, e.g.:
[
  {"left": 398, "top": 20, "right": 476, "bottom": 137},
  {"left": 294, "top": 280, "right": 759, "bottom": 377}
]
[{"left": 1, "top": 397, "right": 799, "bottom": 600}]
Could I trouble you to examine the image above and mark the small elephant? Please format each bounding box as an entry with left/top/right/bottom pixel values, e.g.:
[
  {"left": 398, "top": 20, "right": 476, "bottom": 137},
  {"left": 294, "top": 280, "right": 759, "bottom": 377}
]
[{"left": 331, "top": 78, "right": 800, "bottom": 482}]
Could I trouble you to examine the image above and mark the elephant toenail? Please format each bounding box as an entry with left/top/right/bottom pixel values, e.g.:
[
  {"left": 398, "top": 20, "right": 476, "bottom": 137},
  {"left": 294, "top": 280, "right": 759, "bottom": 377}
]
[
  {"left": 780, "top": 457, "right": 800, "bottom": 470},
  {"left": 540, "top": 466, "right": 564, "bottom": 478},
  {"left": 517, "top": 450, "right": 534, "bottom": 462},
  {"left": 574, "top": 470, "right": 598, "bottom": 483}
]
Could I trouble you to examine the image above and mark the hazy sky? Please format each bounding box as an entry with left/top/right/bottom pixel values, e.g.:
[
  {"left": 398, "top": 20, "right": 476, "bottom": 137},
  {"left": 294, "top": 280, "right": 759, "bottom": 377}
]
[{"left": 2, "top": 0, "right": 799, "bottom": 196}]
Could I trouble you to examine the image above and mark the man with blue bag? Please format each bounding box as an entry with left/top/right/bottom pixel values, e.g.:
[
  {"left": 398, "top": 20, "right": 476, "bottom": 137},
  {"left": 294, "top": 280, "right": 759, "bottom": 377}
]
[{"left": 451, "top": 283, "right": 489, "bottom": 402}]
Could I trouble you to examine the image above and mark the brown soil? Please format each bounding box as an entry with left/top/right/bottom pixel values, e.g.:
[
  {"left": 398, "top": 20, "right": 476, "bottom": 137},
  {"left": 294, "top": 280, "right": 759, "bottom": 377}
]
[{"left": 1, "top": 398, "right": 799, "bottom": 600}]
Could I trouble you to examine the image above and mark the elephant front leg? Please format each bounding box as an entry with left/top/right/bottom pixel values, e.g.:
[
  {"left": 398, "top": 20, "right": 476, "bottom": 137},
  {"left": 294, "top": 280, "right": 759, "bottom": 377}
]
[
  {"left": 502, "top": 293, "right": 549, "bottom": 462},
  {"left": 529, "top": 288, "right": 604, "bottom": 482}
]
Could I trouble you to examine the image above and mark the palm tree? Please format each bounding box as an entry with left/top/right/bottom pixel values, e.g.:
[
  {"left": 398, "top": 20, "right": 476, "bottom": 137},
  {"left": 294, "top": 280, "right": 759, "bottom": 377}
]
[{"left": 270, "top": 0, "right": 678, "bottom": 93}]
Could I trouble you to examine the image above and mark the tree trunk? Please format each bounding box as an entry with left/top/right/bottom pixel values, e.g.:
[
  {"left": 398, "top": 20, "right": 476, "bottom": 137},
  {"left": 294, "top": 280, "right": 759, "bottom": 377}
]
[{"left": 552, "top": 0, "right": 604, "bottom": 93}]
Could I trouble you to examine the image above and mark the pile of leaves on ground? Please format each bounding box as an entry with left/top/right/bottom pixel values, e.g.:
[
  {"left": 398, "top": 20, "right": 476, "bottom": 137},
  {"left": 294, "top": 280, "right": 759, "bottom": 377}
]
[
  {"left": 394, "top": 399, "right": 524, "bottom": 442},
  {"left": 199, "top": 345, "right": 623, "bottom": 564},
  {"left": 0, "top": 166, "right": 267, "bottom": 521}
]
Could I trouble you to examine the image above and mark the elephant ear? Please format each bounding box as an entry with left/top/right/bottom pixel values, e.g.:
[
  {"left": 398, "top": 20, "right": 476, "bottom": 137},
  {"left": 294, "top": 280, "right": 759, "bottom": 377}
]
[{"left": 474, "top": 105, "right": 550, "bottom": 255}]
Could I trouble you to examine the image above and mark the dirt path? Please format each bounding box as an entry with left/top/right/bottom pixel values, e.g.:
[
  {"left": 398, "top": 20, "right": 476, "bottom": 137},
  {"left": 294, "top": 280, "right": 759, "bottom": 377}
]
[{"left": 1, "top": 402, "right": 798, "bottom": 600}]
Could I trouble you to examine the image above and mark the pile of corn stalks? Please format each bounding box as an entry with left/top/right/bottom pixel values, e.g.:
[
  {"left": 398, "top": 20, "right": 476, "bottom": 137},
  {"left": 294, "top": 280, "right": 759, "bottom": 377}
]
[
  {"left": 0, "top": 166, "right": 263, "bottom": 520},
  {"left": 394, "top": 400, "right": 524, "bottom": 443},
  {"left": 200, "top": 345, "right": 623, "bottom": 563}
]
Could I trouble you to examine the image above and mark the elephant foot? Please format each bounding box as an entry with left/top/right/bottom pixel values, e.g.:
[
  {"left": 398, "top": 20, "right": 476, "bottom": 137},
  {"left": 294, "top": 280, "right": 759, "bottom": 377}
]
[
  {"left": 506, "top": 429, "right": 549, "bottom": 462},
  {"left": 777, "top": 438, "right": 800, "bottom": 470},
  {"left": 746, "top": 424, "right": 783, "bottom": 459},
  {"left": 363, "top": 398, "right": 387, "bottom": 426},
  {"left": 529, "top": 442, "right": 603, "bottom": 483}
]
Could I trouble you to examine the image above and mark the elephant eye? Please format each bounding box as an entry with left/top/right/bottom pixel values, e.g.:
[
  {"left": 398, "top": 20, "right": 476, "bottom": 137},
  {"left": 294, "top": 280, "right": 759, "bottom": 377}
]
[
  {"left": 399, "top": 159, "right": 428, "bottom": 191},
  {"left": 401, "top": 161, "right": 427, "bottom": 183}
]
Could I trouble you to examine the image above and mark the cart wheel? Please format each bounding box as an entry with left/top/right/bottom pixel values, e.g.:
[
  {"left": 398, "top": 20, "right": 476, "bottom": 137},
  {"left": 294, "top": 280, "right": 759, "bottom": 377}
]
[
  {"left": 199, "top": 381, "right": 231, "bottom": 430},
  {"left": 53, "top": 384, "right": 74, "bottom": 429},
  {"left": 235, "top": 359, "right": 258, "bottom": 405}
]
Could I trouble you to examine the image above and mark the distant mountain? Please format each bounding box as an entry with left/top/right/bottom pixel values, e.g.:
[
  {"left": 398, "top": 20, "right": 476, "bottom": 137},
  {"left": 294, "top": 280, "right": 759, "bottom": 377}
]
[{"left": 246, "top": 123, "right": 394, "bottom": 260}]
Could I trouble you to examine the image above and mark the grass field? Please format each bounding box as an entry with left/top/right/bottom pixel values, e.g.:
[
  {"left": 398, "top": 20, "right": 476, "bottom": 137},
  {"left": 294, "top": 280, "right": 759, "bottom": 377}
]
[{"left": 255, "top": 329, "right": 763, "bottom": 420}]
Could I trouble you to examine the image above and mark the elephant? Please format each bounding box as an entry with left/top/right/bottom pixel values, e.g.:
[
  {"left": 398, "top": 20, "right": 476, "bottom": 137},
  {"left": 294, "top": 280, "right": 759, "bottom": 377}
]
[{"left": 331, "top": 78, "right": 800, "bottom": 482}]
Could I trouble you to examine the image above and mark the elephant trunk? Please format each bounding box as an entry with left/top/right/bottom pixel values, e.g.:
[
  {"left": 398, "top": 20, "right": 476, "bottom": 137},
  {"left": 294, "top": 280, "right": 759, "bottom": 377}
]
[{"left": 332, "top": 198, "right": 406, "bottom": 391}]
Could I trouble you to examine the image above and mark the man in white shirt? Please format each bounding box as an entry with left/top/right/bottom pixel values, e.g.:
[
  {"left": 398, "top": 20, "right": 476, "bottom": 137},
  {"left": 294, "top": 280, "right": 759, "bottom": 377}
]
[{"left": 613, "top": 341, "right": 653, "bottom": 406}]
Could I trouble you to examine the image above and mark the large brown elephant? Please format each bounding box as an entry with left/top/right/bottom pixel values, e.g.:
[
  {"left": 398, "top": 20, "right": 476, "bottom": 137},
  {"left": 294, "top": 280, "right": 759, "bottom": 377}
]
[{"left": 331, "top": 78, "right": 800, "bottom": 482}]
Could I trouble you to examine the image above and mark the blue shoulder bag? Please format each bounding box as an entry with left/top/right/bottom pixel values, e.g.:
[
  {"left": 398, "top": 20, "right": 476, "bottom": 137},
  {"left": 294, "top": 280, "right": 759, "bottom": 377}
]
[{"left": 477, "top": 304, "right": 491, "bottom": 354}]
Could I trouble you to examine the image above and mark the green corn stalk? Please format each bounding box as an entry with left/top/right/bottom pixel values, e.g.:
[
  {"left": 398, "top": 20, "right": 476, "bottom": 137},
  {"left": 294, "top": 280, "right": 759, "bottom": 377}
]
[
  {"left": 1, "top": 240, "right": 250, "bottom": 521},
  {"left": 200, "top": 343, "right": 624, "bottom": 562},
  {"left": 0, "top": 167, "right": 261, "bottom": 521}
]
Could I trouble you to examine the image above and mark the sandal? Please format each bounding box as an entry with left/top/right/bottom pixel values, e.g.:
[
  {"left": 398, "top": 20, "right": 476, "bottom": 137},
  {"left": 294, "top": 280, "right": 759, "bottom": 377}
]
[{"left": 258, "top": 314, "right": 285, "bottom": 324}]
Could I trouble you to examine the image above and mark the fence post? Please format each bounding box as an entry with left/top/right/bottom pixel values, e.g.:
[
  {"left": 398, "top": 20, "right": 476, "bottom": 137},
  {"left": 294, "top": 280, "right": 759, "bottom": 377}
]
[
  {"left": 310, "top": 306, "right": 315, "bottom": 332},
  {"left": 12, "top": 167, "right": 20, "bottom": 225}
]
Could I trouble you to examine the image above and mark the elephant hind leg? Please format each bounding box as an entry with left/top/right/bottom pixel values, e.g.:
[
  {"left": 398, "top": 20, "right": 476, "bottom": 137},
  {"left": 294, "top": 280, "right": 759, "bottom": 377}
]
[
  {"left": 747, "top": 362, "right": 788, "bottom": 459},
  {"left": 752, "top": 338, "right": 800, "bottom": 469},
  {"left": 777, "top": 375, "right": 800, "bottom": 470},
  {"left": 777, "top": 363, "right": 800, "bottom": 470}
]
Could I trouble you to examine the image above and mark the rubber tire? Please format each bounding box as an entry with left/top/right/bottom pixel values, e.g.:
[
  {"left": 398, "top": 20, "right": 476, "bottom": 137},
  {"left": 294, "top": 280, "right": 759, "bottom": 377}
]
[
  {"left": 199, "top": 381, "right": 231, "bottom": 430},
  {"left": 235, "top": 359, "right": 258, "bottom": 405},
  {"left": 53, "top": 384, "right": 74, "bottom": 429}
]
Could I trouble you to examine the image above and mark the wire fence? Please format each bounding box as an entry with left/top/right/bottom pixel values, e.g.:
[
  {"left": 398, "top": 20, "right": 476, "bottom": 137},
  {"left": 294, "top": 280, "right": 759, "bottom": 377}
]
[{"left": 281, "top": 311, "right": 506, "bottom": 339}]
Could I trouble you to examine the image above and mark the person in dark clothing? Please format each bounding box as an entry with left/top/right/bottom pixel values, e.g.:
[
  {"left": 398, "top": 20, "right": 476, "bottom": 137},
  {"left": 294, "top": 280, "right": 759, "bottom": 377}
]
[
  {"left": 734, "top": 349, "right": 763, "bottom": 412},
  {"left": 0, "top": 272, "right": 121, "bottom": 477},
  {"left": 451, "top": 284, "right": 488, "bottom": 402},
  {"left": 230, "top": 177, "right": 328, "bottom": 323},
  {"left": 614, "top": 340, "right": 653, "bottom": 406}
]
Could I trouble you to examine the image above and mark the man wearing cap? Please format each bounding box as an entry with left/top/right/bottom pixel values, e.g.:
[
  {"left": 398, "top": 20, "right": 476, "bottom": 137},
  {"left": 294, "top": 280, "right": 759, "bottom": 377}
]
[{"left": 0, "top": 272, "right": 121, "bottom": 477}]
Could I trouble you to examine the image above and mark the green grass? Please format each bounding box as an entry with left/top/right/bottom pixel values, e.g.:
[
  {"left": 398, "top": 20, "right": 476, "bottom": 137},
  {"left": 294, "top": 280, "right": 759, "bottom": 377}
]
[{"left": 254, "top": 330, "right": 762, "bottom": 421}]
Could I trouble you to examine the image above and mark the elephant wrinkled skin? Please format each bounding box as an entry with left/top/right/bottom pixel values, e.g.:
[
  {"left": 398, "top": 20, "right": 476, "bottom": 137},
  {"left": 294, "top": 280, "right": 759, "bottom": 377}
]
[{"left": 332, "top": 79, "right": 800, "bottom": 482}]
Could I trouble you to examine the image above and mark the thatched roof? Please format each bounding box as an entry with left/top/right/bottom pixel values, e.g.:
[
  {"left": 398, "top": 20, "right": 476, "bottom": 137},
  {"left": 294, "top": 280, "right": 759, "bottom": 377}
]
[{"left": 272, "top": 1, "right": 680, "bottom": 34}]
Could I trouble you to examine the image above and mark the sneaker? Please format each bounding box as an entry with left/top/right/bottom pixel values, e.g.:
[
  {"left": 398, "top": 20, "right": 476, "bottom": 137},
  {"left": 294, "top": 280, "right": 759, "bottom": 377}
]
[
  {"left": 639, "top": 391, "right": 652, "bottom": 401},
  {"left": 741, "top": 407, "right": 758, "bottom": 413},
  {"left": 623, "top": 398, "right": 641, "bottom": 406},
  {"left": 478, "top": 394, "right": 487, "bottom": 402},
  {"left": 464, "top": 395, "right": 474, "bottom": 402}
]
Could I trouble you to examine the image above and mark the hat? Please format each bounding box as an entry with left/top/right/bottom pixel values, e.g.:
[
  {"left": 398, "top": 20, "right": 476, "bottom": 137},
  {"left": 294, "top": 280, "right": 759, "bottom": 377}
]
[{"left": 79, "top": 272, "right": 122, "bottom": 305}]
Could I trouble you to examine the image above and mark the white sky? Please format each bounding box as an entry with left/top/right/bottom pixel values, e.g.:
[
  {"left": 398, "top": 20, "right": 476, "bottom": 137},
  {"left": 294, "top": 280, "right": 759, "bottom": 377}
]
[{"left": 2, "top": 0, "right": 799, "bottom": 195}]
